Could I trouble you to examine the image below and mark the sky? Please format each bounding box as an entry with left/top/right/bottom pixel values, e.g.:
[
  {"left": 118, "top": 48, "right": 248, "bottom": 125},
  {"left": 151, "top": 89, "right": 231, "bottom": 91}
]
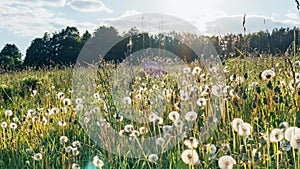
[{"left": 0, "top": 0, "right": 300, "bottom": 57}]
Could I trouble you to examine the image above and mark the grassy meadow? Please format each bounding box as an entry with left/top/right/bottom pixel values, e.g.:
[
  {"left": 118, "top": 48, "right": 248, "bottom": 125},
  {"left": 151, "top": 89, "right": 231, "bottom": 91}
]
[{"left": 1, "top": 56, "right": 300, "bottom": 169}]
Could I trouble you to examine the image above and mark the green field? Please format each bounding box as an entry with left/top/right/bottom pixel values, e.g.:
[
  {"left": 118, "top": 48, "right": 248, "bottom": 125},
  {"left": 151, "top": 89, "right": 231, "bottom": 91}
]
[{"left": 1, "top": 56, "right": 300, "bottom": 169}]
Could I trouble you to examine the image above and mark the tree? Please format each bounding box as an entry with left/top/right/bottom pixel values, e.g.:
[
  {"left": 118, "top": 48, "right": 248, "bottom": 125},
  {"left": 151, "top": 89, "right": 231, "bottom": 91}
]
[
  {"left": 0, "top": 44, "right": 22, "bottom": 70},
  {"left": 24, "top": 33, "right": 51, "bottom": 67},
  {"left": 50, "top": 26, "right": 81, "bottom": 65},
  {"left": 80, "top": 30, "right": 92, "bottom": 46}
]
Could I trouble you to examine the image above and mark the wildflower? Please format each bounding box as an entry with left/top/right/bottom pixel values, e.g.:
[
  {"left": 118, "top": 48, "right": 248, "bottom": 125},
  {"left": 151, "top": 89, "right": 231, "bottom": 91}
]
[
  {"left": 156, "top": 137, "right": 166, "bottom": 146},
  {"left": 113, "top": 113, "right": 123, "bottom": 122},
  {"left": 290, "top": 133, "right": 300, "bottom": 149},
  {"left": 4, "top": 110, "right": 13, "bottom": 117},
  {"left": 63, "top": 98, "right": 72, "bottom": 106},
  {"left": 192, "top": 66, "right": 201, "bottom": 75},
  {"left": 154, "top": 117, "right": 163, "bottom": 125},
  {"left": 58, "top": 121, "right": 67, "bottom": 127},
  {"left": 72, "top": 163, "right": 80, "bottom": 169},
  {"left": 61, "top": 107, "right": 68, "bottom": 114},
  {"left": 119, "top": 130, "right": 125, "bottom": 136},
  {"left": 168, "top": 111, "right": 180, "bottom": 121},
  {"left": 51, "top": 107, "right": 59, "bottom": 114},
  {"left": 72, "top": 148, "right": 80, "bottom": 156},
  {"left": 184, "top": 137, "right": 199, "bottom": 148},
  {"left": 75, "top": 104, "right": 84, "bottom": 111},
  {"left": 60, "top": 136, "right": 69, "bottom": 143},
  {"left": 162, "top": 125, "right": 173, "bottom": 133},
  {"left": 183, "top": 67, "right": 191, "bottom": 74},
  {"left": 270, "top": 128, "right": 284, "bottom": 142},
  {"left": 92, "top": 106, "right": 100, "bottom": 113},
  {"left": 65, "top": 146, "right": 73, "bottom": 153},
  {"left": 235, "top": 76, "right": 244, "bottom": 85},
  {"left": 93, "top": 156, "right": 104, "bottom": 168},
  {"left": 75, "top": 98, "right": 83, "bottom": 105},
  {"left": 33, "top": 153, "right": 42, "bottom": 161},
  {"left": 238, "top": 122, "right": 253, "bottom": 137},
  {"left": 139, "top": 127, "right": 148, "bottom": 134},
  {"left": 185, "top": 111, "right": 197, "bottom": 122},
  {"left": 211, "top": 85, "right": 223, "bottom": 96},
  {"left": 218, "top": 155, "right": 236, "bottom": 169},
  {"left": 123, "top": 97, "right": 131, "bottom": 105},
  {"left": 1, "top": 122, "right": 8, "bottom": 128},
  {"left": 149, "top": 113, "right": 159, "bottom": 122},
  {"left": 72, "top": 141, "right": 81, "bottom": 147},
  {"left": 252, "top": 149, "right": 262, "bottom": 160},
  {"left": 124, "top": 124, "right": 134, "bottom": 133},
  {"left": 164, "top": 133, "right": 173, "bottom": 140},
  {"left": 174, "top": 120, "right": 184, "bottom": 129},
  {"left": 57, "top": 92, "right": 65, "bottom": 99},
  {"left": 31, "top": 90, "right": 37, "bottom": 97},
  {"left": 181, "top": 149, "right": 199, "bottom": 165},
  {"left": 285, "top": 127, "right": 300, "bottom": 141},
  {"left": 196, "top": 98, "right": 207, "bottom": 107},
  {"left": 94, "top": 92, "right": 100, "bottom": 99},
  {"left": 131, "top": 130, "right": 140, "bottom": 137},
  {"left": 205, "top": 143, "right": 217, "bottom": 155},
  {"left": 10, "top": 123, "right": 17, "bottom": 130},
  {"left": 231, "top": 118, "right": 244, "bottom": 132},
  {"left": 261, "top": 69, "right": 275, "bottom": 80},
  {"left": 279, "top": 122, "right": 289, "bottom": 130},
  {"left": 148, "top": 154, "right": 158, "bottom": 163},
  {"left": 180, "top": 90, "right": 189, "bottom": 100},
  {"left": 12, "top": 117, "right": 19, "bottom": 122}
]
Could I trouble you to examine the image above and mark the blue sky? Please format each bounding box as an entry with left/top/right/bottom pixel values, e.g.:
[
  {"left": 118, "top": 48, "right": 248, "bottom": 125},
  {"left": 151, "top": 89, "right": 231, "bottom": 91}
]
[{"left": 0, "top": 0, "right": 299, "bottom": 57}]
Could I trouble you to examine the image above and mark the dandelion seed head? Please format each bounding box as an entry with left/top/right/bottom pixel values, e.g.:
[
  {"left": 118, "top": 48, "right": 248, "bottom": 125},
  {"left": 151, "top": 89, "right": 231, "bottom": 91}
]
[
  {"left": 285, "top": 127, "right": 300, "bottom": 141},
  {"left": 192, "top": 66, "right": 201, "bottom": 75},
  {"left": 168, "top": 111, "right": 180, "bottom": 121},
  {"left": 218, "top": 155, "right": 236, "bottom": 169},
  {"left": 196, "top": 98, "right": 207, "bottom": 107},
  {"left": 139, "top": 127, "right": 148, "bottom": 134},
  {"left": 93, "top": 156, "right": 104, "bottom": 168},
  {"left": 270, "top": 128, "right": 284, "bottom": 142},
  {"left": 10, "top": 123, "right": 17, "bottom": 130},
  {"left": 60, "top": 136, "right": 68, "bottom": 143},
  {"left": 183, "top": 137, "right": 199, "bottom": 148},
  {"left": 261, "top": 69, "right": 275, "bottom": 80},
  {"left": 185, "top": 111, "right": 197, "bottom": 122},
  {"left": 231, "top": 118, "right": 244, "bottom": 132},
  {"left": 205, "top": 143, "right": 217, "bottom": 155},
  {"left": 290, "top": 133, "right": 300, "bottom": 149},
  {"left": 181, "top": 149, "right": 199, "bottom": 165},
  {"left": 123, "top": 96, "right": 132, "bottom": 105},
  {"left": 156, "top": 137, "right": 166, "bottom": 146},
  {"left": 238, "top": 122, "right": 252, "bottom": 137},
  {"left": 148, "top": 154, "right": 158, "bottom": 163},
  {"left": 33, "top": 153, "right": 42, "bottom": 161},
  {"left": 4, "top": 110, "right": 13, "bottom": 117},
  {"left": 124, "top": 124, "right": 134, "bottom": 133},
  {"left": 72, "top": 163, "right": 80, "bottom": 169}
]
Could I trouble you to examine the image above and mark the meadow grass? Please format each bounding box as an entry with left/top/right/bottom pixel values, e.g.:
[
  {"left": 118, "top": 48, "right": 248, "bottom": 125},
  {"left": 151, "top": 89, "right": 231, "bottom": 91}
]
[{"left": 1, "top": 56, "right": 300, "bottom": 169}]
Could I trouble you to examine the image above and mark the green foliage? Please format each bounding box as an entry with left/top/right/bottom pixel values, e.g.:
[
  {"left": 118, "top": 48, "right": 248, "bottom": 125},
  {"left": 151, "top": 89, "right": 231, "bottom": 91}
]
[{"left": 0, "top": 43, "right": 22, "bottom": 70}]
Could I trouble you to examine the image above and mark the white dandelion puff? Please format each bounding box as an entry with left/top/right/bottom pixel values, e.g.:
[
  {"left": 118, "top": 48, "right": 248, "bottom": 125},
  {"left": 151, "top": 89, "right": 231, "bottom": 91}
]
[
  {"left": 181, "top": 149, "right": 199, "bottom": 165},
  {"left": 218, "top": 155, "right": 236, "bottom": 169}
]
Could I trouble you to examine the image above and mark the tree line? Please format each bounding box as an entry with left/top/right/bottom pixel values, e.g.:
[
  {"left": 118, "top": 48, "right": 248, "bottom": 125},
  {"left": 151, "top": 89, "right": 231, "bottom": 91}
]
[{"left": 0, "top": 26, "right": 298, "bottom": 70}]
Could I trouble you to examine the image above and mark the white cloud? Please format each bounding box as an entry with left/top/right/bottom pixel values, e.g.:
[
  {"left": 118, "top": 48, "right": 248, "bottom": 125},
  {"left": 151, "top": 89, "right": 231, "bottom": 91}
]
[
  {"left": 204, "top": 15, "right": 300, "bottom": 35},
  {"left": 286, "top": 11, "right": 299, "bottom": 20},
  {"left": 98, "top": 10, "right": 141, "bottom": 24},
  {"left": 67, "top": 0, "right": 112, "bottom": 13},
  {"left": 0, "top": 4, "right": 99, "bottom": 37},
  {"left": 0, "top": 0, "right": 67, "bottom": 7}
]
